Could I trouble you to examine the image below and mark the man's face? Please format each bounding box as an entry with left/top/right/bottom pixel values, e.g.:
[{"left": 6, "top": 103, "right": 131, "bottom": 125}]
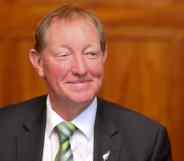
[{"left": 32, "top": 18, "right": 107, "bottom": 106}]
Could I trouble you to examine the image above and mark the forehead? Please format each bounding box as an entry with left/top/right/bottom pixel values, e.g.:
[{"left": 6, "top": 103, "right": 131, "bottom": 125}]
[{"left": 45, "top": 16, "right": 99, "bottom": 43}]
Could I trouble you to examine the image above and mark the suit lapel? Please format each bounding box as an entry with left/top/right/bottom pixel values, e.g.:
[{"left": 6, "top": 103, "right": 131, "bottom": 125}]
[
  {"left": 17, "top": 97, "right": 46, "bottom": 161},
  {"left": 94, "top": 99, "right": 122, "bottom": 161}
]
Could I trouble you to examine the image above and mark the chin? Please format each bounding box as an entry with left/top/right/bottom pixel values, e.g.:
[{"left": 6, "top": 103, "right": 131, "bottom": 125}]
[{"left": 68, "top": 92, "right": 95, "bottom": 105}]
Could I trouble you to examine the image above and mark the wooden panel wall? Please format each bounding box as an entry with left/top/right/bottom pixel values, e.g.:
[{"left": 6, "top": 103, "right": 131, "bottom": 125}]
[{"left": 0, "top": 1, "right": 183, "bottom": 160}]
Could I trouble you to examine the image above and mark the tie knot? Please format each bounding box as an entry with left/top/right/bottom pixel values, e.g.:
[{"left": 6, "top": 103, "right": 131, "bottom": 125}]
[{"left": 56, "top": 122, "right": 77, "bottom": 141}]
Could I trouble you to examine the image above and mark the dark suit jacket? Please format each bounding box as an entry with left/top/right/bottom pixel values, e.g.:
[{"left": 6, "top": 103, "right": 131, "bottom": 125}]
[{"left": 0, "top": 95, "right": 172, "bottom": 161}]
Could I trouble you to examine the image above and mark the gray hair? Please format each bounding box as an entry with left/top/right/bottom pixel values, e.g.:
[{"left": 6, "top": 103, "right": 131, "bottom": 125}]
[{"left": 34, "top": 4, "right": 106, "bottom": 53}]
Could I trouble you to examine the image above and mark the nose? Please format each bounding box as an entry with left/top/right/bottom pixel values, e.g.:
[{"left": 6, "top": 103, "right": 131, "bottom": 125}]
[{"left": 71, "top": 54, "right": 88, "bottom": 77}]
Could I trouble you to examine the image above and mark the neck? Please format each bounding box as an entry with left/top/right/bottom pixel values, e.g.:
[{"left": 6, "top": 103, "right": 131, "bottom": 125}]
[{"left": 49, "top": 95, "right": 93, "bottom": 121}]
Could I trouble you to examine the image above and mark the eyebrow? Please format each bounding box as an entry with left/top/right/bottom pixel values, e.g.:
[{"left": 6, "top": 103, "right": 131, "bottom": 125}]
[
  {"left": 57, "top": 44, "right": 73, "bottom": 51},
  {"left": 56, "top": 43, "right": 100, "bottom": 52},
  {"left": 82, "top": 44, "right": 100, "bottom": 51}
]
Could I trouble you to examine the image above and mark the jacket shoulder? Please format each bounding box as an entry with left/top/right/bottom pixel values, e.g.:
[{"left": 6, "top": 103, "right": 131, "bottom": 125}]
[
  {"left": 0, "top": 95, "right": 46, "bottom": 132},
  {"left": 98, "top": 98, "right": 166, "bottom": 132}
]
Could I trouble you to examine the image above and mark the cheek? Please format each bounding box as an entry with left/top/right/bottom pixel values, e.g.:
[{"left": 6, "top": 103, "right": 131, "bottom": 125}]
[
  {"left": 43, "top": 61, "right": 69, "bottom": 81},
  {"left": 88, "top": 62, "right": 104, "bottom": 79}
]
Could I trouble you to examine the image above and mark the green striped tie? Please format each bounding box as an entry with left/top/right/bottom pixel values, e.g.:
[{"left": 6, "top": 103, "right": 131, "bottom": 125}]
[{"left": 55, "top": 122, "right": 77, "bottom": 161}]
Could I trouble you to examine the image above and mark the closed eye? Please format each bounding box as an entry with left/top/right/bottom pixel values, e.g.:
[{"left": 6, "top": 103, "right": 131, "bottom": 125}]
[
  {"left": 54, "top": 52, "right": 72, "bottom": 59},
  {"left": 85, "top": 51, "right": 100, "bottom": 59}
]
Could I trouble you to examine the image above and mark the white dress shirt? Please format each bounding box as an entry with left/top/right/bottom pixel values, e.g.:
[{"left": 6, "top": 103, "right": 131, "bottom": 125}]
[{"left": 42, "top": 96, "right": 97, "bottom": 161}]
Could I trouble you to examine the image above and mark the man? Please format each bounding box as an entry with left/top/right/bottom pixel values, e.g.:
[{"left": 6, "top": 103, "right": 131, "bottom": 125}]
[{"left": 0, "top": 5, "right": 172, "bottom": 161}]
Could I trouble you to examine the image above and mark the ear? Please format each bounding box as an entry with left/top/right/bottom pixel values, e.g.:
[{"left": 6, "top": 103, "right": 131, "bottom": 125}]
[
  {"left": 28, "top": 49, "right": 45, "bottom": 78},
  {"left": 102, "top": 46, "right": 108, "bottom": 63}
]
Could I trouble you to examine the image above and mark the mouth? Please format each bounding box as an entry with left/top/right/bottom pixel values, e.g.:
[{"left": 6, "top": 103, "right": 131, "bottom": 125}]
[
  {"left": 66, "top": 79, "right": 92, "bottom": 84},
  {"left": 65, "top": 79, "right": 92, "bottom": 89}
]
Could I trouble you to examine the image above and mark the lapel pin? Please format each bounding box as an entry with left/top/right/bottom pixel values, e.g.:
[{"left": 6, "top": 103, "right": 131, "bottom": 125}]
[{"left": 102, "top": 150, "right": 111, "bottom": 161}]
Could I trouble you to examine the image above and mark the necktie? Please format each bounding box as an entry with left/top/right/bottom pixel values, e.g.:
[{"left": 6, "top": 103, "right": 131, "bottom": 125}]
[{"left": 55, "top": 122, "right": 77, "bottom": 161}]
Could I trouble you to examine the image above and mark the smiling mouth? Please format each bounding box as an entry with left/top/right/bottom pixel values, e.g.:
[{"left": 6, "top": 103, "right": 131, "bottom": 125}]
[
  {"left": 65, "top": 80, "right": 92, "bottom": 89},
  {"left": 66, "top": 79, "right": 92, "bottom": 84}
]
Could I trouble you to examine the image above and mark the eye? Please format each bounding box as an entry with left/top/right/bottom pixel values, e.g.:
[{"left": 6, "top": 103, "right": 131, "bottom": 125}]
[
  {"left": 54, "top": 51, "right": 71, "bottom": 59},
  {"left": 85, "top": 51, "right": 100, "bottom": 59}
]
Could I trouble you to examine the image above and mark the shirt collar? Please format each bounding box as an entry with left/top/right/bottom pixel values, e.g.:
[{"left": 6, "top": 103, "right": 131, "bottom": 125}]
[{"left": 46, "top": 96, "right": 97, "bottom": 140}]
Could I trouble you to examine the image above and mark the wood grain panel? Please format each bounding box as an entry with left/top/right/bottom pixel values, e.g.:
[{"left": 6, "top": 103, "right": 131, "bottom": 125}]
[{"left": 0, "top": 1, "right": 183, "bottom": 161}]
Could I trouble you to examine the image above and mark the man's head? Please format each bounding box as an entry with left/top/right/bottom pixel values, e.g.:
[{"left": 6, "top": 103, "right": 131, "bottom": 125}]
[{"left": 29, "top": 5, "right": 107, "bottom": 110}]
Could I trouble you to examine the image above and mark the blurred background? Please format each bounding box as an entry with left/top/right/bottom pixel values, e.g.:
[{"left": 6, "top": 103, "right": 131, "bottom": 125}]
[{"left": 0, "top": 0, "right": 184, "bottom": 160}]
